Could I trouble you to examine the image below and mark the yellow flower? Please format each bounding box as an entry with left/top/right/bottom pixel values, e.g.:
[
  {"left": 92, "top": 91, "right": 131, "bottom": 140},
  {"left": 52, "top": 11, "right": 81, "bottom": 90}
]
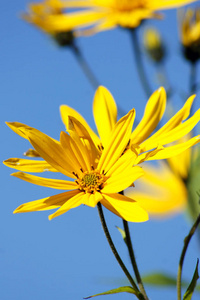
[
  {"left": 4, "top": 110, "right": 149, "bottom": 222},
  {"left": 179, "top": 8, "right": 200, "bottom": 62},
  {"left": 143, "top": 27, "right": 165, "bottom": 63},
  {"left": 4, "top": 86, "right": 200, "bottom": 220},
  {"left": 54, "top": 0, "right": 199, "bottom": 35}
]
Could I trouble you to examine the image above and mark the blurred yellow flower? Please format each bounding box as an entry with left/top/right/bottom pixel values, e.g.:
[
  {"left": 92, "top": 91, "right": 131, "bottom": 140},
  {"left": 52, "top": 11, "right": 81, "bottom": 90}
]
[
  {"left": 126, "top": 148, "right": 190, "bottom": 217},
  {"left": 23, "top": 0, "right": 107, "bottom": 44},
  {"left": 4, "top": 111, "right": 149, "bottom": 222},
  {"left": 126, "top": 137, "right": 200, "bottom": 218},
  {"left": 179, "top": 8, "right": 200, "bottom": 62},
  {"left": 143, "top": 27, "right": 165, "bottom": 62},
  {"left": 54, "top": 0, "right": 199, "bottom": 35}
]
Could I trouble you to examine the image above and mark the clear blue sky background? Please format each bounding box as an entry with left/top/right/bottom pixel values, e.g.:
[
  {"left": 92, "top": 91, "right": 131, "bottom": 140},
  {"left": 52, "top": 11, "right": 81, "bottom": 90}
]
[{"left": 1, "top": 1, "right": 200, "bottom": 300}]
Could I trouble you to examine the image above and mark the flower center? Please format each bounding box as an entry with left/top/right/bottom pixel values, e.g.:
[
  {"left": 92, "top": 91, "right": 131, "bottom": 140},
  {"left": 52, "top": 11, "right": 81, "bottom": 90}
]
[{"left": 76, "top": 170, "right": 107, "bottom": 193}]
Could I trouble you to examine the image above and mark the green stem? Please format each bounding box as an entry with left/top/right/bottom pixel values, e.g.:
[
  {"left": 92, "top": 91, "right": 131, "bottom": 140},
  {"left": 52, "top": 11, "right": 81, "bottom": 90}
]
[
  {"left": 123, "top": 220, "right": 149, "bottom": 300},
  {"left": 97, "top": 203, "right": 143, "bottom": 299},
  {"left": 177, "top": 214, "right": 200, "bottom": 300},
  {"left": 129, "top": 29, "right": 152, "bottom": 99},
  {"left": 71, "top": 43, "right": 99, "bottom": 89},
  {"left": 189, "top": 62, "right": 197, "bottom": 95}
]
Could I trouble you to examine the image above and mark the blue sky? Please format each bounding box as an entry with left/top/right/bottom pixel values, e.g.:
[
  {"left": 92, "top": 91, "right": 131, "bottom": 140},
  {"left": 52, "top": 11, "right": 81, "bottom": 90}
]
[{"left": 1, "top": 1, "right": 200, "bottom": 300}]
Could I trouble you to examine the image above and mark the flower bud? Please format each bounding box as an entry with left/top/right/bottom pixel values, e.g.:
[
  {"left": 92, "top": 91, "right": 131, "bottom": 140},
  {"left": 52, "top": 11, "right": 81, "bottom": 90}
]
[{"left": 143, "top": 27, "right": 165, "bottom": 63}]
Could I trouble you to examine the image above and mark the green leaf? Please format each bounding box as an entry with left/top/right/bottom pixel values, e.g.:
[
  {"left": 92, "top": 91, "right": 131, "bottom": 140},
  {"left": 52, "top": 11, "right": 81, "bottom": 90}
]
[
  {"left": 84, "top": 286, "right": 140, "bottom": 299},
  {"left": 116, "top": 226, "right": 127, "bottom": 245},
  {"left": 142, "top": 272, "right": 200, "bottom": 291},
  {"left": 142, "top": 272, "right": 177, "bottom": 286},
  {"left": 183, "top": 259, "right": 199, "bottom": 300}
]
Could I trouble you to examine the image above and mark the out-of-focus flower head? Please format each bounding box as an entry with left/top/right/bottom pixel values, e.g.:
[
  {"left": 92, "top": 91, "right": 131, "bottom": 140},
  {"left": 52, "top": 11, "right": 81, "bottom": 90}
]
[
  {"left": 143, "top": 27, "right": 166, "bottom": 63},
  {"left": 179, "top": 7, "right": 200, "bottom": 62},
  {"left": 50, "top": 0, "right": 199, "bottom": 36},
  {"left": 22, "top": 0, "right": 106, "bottom": 46},
  {"left": 126, "top": 134, "right": 200, "bottom": 219}
]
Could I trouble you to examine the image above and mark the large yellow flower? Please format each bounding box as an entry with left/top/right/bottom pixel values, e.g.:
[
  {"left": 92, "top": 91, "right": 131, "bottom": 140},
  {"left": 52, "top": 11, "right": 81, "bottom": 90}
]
[
  {"left": 4, "top": 86, "right": 200, "bottom": 220},
  {"left": 4, "top": 110, "right": 149, "bottom": 222},
  {"left": 179, "top": 8, "right": 200, "bottom": 62}
]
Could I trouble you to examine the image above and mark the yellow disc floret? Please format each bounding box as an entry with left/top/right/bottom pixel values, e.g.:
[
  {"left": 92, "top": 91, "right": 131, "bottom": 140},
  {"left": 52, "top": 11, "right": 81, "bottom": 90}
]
[{"left": 76, "top": 170, "right": 107, "bottom": 193}]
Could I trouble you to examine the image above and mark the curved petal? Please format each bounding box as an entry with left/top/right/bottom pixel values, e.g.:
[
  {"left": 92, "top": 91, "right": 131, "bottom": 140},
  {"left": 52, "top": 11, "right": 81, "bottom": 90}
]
[
  {"left": 98, "top": 109, "right": 135, "bottom": 173},
  {"left": 13, "top": 190, "right": 80, "bottom": 213},
  {"left": 131, "top": 87, "right": 166, "bottom": 145},
  {"left": 3, "top": 158, "right": 57, "bottom": 173},
  {"left": 145, "top": 135, "right": 200, "bottom": 161},
  {"left": 101, "top": 193, "right": 149, "bottom": 222},
  {"left": 60, "top": 104, "right": 100, "bottom": 146},
  {"left": 102, "top": 166, "right": 144, "bottom": 193},
  {"left": 48, "top": 191, "right": 84, "bottom": 220},
  {"left": 11, "top": 172, "right": 78, "bottom": 190},
  {"left": 93, "top": 86, "right": 117, "bottom": 146}
]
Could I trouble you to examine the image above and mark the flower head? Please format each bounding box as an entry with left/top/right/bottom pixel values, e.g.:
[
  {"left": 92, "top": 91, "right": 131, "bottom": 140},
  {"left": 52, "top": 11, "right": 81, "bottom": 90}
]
[
  {"left": 4, "top": 86, "right": 200, "bottom": 220},
  {"left": 179, "top": 8, "right": 200, "bottom": 62},
  {"left": 22, "top": 0, "right": 107, "bottom": 45},
  {"left": 50, "top": 0, "right": 199, "bottom": 35},
  {"left": 4, "top": 110, "right": 148, "bottom": 222}
]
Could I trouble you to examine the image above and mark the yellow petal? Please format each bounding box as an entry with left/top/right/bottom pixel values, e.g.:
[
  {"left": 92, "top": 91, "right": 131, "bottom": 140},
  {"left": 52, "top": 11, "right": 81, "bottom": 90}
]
[
  {"left": 48, "top": 191, "right": 84, "bottom": 220},
  {"left": 11, "top": 172, "right": 77, "bottom": 190},
  {"left": 140, "top": 107, "right": 200, "bottom": 151},
  {"left": 82, "top": 191, "right": 103, "bottom": 207},
  {"left": 93, "top": 86, "right": 117, "bottom": 146},
  {"left": 98, "top": 109, "right": 135, "bottom": 173},
  {"left": 19, "top": 126, "right": 76, "bottom": 178},
  {"left": 60, "top": 130, "right": 89, "bottom": 174},
  {"left": 3, "top": 158, "right": 57, "bottom": 173},
  {"left": 102, "top": 166, "right": 144, "bottom": 193},
  {"left": 150, "top": 0, "right": 199, "bottom": 10},
  {"left": 60, "top": 104, "right": 100, "bottom": 146},
  {"left": 145, "top": 135, "right": 200, "bottom": 160},
  {"left": 101, "top": 193, "right": 149, "bottom": 222},
  {"left": 14, "top": 190, "right": 80, "bottom": 213},
  {"left": 6, "top": 122, "right": 32, "bottom": 139},
  {"left": 67, "top": 116, "right": 100, "bottom": 162},
  {"left": 131, "top": 87, "right": 166, "bottom": 145}
]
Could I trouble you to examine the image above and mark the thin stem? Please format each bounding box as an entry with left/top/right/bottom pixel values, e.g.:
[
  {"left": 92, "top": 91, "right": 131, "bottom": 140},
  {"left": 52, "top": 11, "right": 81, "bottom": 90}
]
[
  {"left": 123, "top": 220, "right": 149, "bottom": 300},
  {"left": 189, "top": 62, "right": 197, "bottom": 95},
  {"left": 129, "top": 29, "right": 152, "bottom": 99},
  {"left": 177, "top": 214, "right": 200, "bottom": 300},
  {"left": 71, "top": 43, "right": 99, "bottom": 89},
  {"left": 97, "top": 203, "right": 143, "bottom": 299}
]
